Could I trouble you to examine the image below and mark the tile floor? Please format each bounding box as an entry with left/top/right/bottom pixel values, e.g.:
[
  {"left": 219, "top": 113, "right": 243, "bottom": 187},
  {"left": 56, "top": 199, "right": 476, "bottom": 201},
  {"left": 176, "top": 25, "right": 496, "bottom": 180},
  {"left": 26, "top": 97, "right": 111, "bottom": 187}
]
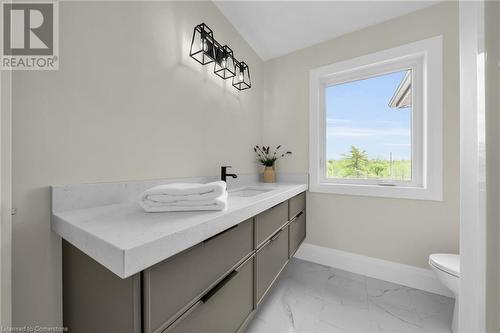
[{"left": 245, "top": 258, "right": 454, "bottom": 333}]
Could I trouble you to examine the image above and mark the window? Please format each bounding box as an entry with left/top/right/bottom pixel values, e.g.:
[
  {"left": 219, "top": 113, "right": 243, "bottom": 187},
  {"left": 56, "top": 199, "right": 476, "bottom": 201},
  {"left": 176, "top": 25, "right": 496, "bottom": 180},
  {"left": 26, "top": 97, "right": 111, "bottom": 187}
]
[
  {"left": 309, "top": 36, "right": 442, "bottom": 200},
  {"left": 326, "top": 69, "right": 414, "bottom": 184}
]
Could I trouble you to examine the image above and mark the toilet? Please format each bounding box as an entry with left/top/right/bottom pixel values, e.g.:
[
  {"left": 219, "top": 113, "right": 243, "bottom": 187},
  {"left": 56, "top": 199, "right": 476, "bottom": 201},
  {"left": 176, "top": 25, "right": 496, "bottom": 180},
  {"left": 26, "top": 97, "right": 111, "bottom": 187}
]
[{"left": 429, "top": 253, "right": 460, "bottom": 333}]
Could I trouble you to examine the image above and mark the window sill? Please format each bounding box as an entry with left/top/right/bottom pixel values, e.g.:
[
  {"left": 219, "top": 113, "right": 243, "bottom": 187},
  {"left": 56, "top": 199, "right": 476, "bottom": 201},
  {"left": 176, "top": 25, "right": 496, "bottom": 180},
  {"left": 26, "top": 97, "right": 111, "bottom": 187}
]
[{"left": 310, "top": 182, "right": 442, "bottom": 201}]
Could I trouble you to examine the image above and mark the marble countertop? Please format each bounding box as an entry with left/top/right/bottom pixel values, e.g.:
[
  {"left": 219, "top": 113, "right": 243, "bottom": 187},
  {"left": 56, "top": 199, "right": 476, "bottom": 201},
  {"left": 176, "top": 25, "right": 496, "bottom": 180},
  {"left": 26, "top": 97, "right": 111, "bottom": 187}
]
[{"left": 51, "top": 180, "right": 307, "bottom": 279}]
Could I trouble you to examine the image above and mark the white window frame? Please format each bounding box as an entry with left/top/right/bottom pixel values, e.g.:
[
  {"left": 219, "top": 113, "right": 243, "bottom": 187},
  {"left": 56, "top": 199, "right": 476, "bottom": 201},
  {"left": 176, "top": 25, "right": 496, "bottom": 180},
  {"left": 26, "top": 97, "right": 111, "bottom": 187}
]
[{"left": 309, "top": 36, "right": 443, "bottom": 201}]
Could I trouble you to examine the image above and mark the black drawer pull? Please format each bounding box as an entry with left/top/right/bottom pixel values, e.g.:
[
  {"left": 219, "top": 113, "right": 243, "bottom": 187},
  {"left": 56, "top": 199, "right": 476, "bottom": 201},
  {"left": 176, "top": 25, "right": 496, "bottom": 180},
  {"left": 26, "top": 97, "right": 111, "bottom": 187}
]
[
  {"left": 270, "top": 230, "right": 281, "bottom": 242},
  {"left": 269, "top": 201, "right": 284, "bottom": 210},
  {"left": 201, "top": 270, "right": 237, "bottom": 303},
  {"left": 203, "top": 224, "right": 238, "bottom": 243},
  {"left": 290, "top": 211, "right": 304, "bottom": 223}
]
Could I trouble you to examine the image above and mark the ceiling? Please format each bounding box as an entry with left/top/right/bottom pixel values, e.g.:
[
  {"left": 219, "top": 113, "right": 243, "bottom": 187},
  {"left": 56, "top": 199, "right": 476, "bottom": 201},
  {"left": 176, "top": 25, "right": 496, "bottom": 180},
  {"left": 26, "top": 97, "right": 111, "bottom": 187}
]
[{"left": 213, "top": 1, "right": 441, "bottom": 61}]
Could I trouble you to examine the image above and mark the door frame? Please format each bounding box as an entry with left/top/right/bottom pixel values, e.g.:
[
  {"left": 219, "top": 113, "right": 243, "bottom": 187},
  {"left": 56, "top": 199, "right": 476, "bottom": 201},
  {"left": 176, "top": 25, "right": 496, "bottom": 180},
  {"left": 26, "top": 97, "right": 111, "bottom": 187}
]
[
  {"left": 459, "top": 1, "right": 487, "bottom": 332},
  {"left": 0, "top": 65, "right": 12, "bottom": 326}
]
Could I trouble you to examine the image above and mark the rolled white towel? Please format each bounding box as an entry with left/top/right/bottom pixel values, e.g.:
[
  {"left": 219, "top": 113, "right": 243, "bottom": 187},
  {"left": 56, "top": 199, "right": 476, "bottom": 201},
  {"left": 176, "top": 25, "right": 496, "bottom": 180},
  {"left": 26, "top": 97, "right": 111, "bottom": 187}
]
[
  {"left": 139, "top": 181, "right": 226, "bottom": 204},
  {"left": 140, "top": 191, "right": 228, "bottom": 213}
]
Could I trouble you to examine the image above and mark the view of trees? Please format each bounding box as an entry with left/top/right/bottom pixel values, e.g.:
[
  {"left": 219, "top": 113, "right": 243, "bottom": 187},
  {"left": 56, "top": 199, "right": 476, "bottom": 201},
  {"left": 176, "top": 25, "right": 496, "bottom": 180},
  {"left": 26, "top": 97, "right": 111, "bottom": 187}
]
[{"left": 327, "top": 145, "right": 411, "bottom": 181}]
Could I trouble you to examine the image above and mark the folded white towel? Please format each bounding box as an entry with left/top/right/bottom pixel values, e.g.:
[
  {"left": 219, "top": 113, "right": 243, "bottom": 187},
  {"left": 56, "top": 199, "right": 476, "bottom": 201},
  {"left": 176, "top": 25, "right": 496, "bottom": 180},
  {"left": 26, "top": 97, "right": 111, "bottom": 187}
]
[
  {"left": 140, "top": 181, "right": 226, "bottom": 204},
  {"left": 140, "top": 192, "right": 228, "bottom": 213},
  {"left": 139, "top": 182, "right": 228, "bottom": 213}
]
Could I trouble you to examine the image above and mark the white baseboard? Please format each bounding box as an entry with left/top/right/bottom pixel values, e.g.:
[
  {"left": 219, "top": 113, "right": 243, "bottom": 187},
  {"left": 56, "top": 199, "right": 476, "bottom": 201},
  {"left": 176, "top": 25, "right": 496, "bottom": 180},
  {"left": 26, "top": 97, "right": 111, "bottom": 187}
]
[{"left": 294, "top": 243, "right": 454, "bottom": 298}]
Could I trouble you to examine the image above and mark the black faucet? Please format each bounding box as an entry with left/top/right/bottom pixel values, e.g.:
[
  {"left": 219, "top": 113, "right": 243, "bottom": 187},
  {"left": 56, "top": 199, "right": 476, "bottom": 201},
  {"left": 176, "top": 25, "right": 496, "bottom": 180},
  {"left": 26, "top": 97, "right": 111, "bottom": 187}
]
[{"left": 221, "top": 166, "right": 238, "bottom": 182}]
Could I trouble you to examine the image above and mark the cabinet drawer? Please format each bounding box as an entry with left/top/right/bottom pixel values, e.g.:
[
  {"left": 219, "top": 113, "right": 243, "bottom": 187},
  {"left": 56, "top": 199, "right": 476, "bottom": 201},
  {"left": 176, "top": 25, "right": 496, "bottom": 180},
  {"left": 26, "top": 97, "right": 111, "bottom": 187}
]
[
  {"left": 255, "top": 201, "right": 288, "bottom": 247},
  {"left": 289, "top": 192, "right": 305, "bottom": 219},
  {"left": 256, "top": 226, "right": 289, "bottom": 304},
  {"left": 289, "top": 212, "right": 306, "bottom": 257},
  {"left": 143, "top": 219, "right": 253, "bottom": 333},
  {"left": 166, "top": 256, "right": 254, "bottom": 333}
]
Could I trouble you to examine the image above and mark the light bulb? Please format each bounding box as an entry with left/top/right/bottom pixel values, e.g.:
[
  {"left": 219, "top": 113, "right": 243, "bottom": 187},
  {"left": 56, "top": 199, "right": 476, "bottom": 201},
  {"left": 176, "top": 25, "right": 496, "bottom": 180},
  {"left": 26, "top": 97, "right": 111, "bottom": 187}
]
[
  {"left": 221, "top": 58, "right": 227, "bottom": 68},
  {"left": 201, "top": 39, "right": 207, "bottom": 52},
  {"left": 239, "top": 73, "right": 244, "bottom": 82}
]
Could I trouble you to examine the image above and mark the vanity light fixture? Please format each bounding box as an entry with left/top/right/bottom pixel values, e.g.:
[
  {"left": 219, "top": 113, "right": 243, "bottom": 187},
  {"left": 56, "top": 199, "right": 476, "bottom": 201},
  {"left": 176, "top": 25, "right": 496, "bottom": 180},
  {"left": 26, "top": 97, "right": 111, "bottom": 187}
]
[
  {"left": 189, "top": 23, "right": 215, "bottom": 65},
  {"left": 214, "top": 44, "right": 236, "bottom": 79},
  {"left": 232, "top": 62, "right": 251, "bottom": 90},
  {"left": 189, "top": 22, "right": 251, "bottom": 90}
]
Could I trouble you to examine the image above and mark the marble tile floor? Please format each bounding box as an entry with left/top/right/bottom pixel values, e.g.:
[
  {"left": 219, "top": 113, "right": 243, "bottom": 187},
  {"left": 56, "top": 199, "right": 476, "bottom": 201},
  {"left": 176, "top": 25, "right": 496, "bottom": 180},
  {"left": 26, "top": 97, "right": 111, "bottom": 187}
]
[{"left": 245, "top": 258, "right": 454, "bottom": 333}]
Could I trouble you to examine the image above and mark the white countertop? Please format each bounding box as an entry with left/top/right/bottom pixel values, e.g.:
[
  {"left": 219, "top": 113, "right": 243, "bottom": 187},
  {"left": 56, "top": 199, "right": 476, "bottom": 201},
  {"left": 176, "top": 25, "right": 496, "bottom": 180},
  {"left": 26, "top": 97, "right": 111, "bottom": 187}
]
[{"left": 52, "top": 181, "right": 307, "bottom": 279}]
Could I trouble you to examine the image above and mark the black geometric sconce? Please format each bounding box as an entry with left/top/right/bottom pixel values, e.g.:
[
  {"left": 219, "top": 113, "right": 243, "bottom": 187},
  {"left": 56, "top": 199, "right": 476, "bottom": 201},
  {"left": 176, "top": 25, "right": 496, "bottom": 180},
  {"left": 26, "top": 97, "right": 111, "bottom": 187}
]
[
  {"left": 190, "top": 23, "right": 251, "bottom": 91},
  {"left": 232, "top": 62, "right": 251, "bottom": 90},
  {"left": 214, "top": 44, "right": 236, "bottom": 79},
  {"left": 189, "top": 23, "right": 216, "bottom": 65}
]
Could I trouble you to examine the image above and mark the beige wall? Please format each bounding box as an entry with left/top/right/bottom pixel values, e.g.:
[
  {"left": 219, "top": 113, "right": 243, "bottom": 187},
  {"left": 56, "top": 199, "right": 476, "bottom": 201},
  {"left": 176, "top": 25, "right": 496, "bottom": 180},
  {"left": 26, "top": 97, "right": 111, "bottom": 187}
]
[
  {"left": 11, "top": 1, "right": 264, "bottom": 326},
  {"left": 263, "top": 2, "right": 459, "bottom": 268},
  {"left": 485, "top": 1, "right": 500, "bottom": 331}
]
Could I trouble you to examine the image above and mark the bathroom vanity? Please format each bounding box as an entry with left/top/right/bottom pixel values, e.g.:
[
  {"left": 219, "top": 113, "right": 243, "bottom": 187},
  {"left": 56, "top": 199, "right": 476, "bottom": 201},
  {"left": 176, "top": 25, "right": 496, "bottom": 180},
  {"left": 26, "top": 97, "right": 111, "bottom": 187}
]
[{"left": 52, "top": 179, "right": 307, "bottom": 333}]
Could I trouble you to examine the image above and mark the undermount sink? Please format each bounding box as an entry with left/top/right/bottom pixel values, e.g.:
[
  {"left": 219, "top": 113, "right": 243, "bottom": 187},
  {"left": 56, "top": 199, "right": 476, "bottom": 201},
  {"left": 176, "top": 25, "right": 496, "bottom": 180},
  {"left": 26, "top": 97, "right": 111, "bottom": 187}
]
[{"left": 229, "top": 187, "right": 274, "bottom": 197}]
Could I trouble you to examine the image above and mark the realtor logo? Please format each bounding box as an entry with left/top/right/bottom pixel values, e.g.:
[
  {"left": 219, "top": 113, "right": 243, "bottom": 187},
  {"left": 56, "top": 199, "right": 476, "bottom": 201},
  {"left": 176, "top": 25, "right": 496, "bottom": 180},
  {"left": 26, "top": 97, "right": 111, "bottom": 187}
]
[{"left": 1, "top": 1, "right": 59, "bottom": 70}]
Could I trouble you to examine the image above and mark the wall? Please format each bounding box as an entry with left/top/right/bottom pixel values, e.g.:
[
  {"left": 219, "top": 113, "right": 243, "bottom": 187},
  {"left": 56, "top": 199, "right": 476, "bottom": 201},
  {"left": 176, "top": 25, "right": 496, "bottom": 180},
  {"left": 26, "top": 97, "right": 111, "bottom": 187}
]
[
  {"left": 485, "top": 1, "right": 500, "bottom": 331},
  {"left": 263, "top": 2, "right": 459, "bottom": 268},
  {"left": 11, "top": 1, "right": 264, "bottom": 326}
]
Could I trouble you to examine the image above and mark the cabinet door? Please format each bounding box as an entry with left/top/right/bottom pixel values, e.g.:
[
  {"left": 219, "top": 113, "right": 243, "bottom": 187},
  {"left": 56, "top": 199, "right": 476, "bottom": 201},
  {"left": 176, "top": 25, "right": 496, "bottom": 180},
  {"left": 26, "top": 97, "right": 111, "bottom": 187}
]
[
  {"left": 143, "top": 219, "right": 253, "bottom": 333},
  {"left": 255, "top": 226, "right": 289, "bottom": 304},
  {"left": 166, "top": 257, "right": 254, "bottom": 333},
  {"left": 289, "top": 192, "right": 305, "bottom": 220},
  {"left": 289, "top": 212, "right": 306, "bottom": 257},
  {"left": 255, "top": 201, "right": 288, "bottom": 247}
]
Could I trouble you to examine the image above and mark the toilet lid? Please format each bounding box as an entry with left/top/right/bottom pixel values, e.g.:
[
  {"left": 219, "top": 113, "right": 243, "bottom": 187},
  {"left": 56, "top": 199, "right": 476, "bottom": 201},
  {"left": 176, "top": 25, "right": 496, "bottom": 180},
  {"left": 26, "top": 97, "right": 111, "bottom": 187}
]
[{"left": 429, "top": 254, "right": 460, "bottom": 277}]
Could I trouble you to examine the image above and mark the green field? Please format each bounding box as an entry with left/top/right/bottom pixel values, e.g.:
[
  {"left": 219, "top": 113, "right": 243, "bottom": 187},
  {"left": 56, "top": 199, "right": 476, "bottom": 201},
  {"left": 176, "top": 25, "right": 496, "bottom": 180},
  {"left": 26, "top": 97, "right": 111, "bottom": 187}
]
[{"left": 327, "top": 146, "right": 411, "bottom": 181}]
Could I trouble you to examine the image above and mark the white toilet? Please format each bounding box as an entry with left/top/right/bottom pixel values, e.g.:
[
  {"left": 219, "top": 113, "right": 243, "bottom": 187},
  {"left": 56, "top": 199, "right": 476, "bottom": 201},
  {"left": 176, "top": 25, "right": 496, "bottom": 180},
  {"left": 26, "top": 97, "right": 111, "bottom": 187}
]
[{"left": 429, "top": 253, "right": 460, "bottom": 333}]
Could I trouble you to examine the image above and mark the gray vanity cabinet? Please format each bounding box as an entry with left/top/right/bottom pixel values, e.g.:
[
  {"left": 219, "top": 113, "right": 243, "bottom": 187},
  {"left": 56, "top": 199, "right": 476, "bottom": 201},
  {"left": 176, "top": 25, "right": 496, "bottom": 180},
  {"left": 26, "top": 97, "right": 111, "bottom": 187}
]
[
  {"left": 255, "top": 226, "right": 289, "bottom": 304},
  {"left": 166, "top": 256, "right": 254, "bottom": 333},
  {"left": 142, "top": 218, "right": 253, "bottom": 333},
  {"left": 289, "top": 211, "right": 306, "bottom": 257},
  {"left": 62, "top": 241, "right": 141, "bottom": 333},
  {"left": 254, "top": 201, "right": 288, "bottom": 247},
  {"left": 62, "top": 191, "right": 306, "bottom": 333},
  {"left": 289, "top": 192, "right": 306, "bottom": 219}
]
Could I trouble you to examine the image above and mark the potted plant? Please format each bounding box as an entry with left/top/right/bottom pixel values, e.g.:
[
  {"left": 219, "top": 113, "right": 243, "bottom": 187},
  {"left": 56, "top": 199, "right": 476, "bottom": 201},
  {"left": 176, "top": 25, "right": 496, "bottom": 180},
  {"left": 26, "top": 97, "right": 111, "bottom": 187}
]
[{"left": 254, "top": 145, "right": 292, "bottom": 183}]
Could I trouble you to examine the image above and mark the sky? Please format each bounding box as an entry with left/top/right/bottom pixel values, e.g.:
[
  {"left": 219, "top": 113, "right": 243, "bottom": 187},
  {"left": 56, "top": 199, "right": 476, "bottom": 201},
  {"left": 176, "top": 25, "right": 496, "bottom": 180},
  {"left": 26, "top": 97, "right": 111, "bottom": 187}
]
[{"left": 326, "top": 70, "right": 412, "bottom": 161}]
